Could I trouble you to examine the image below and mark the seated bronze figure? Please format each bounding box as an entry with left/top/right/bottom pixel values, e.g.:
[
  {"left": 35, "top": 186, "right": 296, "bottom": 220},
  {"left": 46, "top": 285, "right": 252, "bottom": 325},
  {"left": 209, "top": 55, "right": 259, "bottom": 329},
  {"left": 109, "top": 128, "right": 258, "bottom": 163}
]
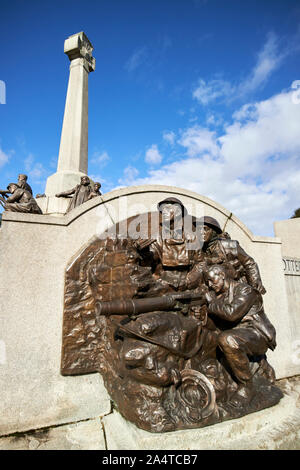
[{"left": 0, "top": 182, "right": 42, "bottom": 214}]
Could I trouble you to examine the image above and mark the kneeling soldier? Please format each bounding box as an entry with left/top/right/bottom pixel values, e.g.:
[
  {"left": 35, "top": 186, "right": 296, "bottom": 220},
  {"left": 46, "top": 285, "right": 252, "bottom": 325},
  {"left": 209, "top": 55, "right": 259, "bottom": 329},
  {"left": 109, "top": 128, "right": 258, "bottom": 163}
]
[{"left": 204, "top": 264, "right": 276, "bottom": 402}]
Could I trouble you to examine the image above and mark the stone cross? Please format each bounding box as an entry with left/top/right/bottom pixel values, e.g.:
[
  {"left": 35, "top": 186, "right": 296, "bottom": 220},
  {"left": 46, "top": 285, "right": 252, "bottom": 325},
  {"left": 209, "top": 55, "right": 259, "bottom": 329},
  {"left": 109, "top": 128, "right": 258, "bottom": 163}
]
[{"left": 45, "top": 32, "right": 96, "bottom": 197}]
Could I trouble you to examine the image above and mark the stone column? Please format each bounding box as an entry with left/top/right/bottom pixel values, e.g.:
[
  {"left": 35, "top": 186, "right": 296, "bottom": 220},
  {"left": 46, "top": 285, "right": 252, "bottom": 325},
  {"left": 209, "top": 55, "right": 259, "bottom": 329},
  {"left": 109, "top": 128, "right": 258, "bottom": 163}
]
[{"left": 44, "top": 32, "right": 96, "bottom": 199}]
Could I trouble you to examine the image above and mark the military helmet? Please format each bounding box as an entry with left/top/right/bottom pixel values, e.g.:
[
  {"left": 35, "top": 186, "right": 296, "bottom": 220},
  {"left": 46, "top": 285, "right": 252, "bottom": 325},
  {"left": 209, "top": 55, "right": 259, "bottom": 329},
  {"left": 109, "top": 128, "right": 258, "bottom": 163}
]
[
  {"left": 157, "top": 197, "right": 188, "bottom": 216},
  {"left": 7, "top": 183, "right": 18, "bottom": 191},
  {"left": 197, "top": 216, "right": 222, "bottom": 234}
]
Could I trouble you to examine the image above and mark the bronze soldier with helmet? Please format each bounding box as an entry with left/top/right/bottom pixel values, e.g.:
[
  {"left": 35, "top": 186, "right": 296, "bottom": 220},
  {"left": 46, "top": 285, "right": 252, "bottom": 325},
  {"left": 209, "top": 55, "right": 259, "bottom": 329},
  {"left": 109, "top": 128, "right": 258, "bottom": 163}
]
[{"left": 187, "top": 215, "right": 266, "bottom": 295}]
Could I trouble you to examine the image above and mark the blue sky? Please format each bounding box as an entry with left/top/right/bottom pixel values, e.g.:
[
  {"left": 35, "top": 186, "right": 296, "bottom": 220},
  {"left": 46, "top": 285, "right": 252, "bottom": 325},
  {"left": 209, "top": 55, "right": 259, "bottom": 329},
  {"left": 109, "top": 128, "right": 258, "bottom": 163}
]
[{"left": 1, "top": 0, "right": 300, "bottom": 235}]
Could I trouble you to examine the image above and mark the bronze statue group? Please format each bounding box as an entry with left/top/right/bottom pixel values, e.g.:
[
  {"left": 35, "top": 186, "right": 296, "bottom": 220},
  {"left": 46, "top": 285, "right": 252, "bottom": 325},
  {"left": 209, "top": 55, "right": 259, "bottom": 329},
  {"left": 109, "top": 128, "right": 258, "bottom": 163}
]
[
  {"left": 0, "top": 174, "right": 102, "bottom": 215},
  {"left": 61, "top": 197, "right": 283, "bottom": 432}
]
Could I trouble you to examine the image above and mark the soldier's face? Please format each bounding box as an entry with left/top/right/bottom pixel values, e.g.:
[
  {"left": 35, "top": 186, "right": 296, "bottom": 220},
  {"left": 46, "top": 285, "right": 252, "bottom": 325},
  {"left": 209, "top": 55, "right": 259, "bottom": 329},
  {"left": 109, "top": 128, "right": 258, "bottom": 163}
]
[
  {"left": 199, "top": 225, "right": 214, "bottom": 243},
  {"left": 207, "top": 270, "right": 225, "bottom": 293},
  {"left": 81, "top": 177, "right": 90, "bottom": 185},
  {"left": 8, "top": 184, "right": 17, "bottom": 193}
]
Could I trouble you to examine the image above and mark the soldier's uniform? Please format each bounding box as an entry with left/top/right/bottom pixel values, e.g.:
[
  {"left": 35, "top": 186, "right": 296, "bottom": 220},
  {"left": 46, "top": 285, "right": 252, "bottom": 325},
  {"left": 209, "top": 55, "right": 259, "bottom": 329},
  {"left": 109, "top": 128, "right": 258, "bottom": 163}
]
[
  {"left": 136, "top": 198, "right": 196, "bottom": 293},
  {"left": 207, "top": 280, "right": 276, "bottom": 384},
  {"left": 5, "top": 185, "right": 42, "bottom": 214},
  {"left": 205, "top": 236, "right": 265, "bottom": 293},
  {"left": 189, "top": 216, "right": 266, "bottom": 294}
]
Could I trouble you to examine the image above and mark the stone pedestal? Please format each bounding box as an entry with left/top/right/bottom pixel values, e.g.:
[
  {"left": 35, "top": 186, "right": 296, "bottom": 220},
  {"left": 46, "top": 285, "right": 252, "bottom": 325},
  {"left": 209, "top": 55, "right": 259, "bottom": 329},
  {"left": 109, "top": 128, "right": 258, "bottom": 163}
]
[
  {"left": 36, "top": 195, "right": 70, "bottom": 216},
  {"left": 102, "top": 378, "right": 300, "bottom": 450},
  {"left": 44, "top": 32, "right": 96, "bottom": 211}
]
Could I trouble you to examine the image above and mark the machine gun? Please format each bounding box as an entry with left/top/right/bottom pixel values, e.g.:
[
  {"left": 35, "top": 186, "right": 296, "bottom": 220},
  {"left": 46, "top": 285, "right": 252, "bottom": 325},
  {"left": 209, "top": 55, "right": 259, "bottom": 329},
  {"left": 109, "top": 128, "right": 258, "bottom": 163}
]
[{"left": 95, "top": 290, "right": 207, "bottom": 318}]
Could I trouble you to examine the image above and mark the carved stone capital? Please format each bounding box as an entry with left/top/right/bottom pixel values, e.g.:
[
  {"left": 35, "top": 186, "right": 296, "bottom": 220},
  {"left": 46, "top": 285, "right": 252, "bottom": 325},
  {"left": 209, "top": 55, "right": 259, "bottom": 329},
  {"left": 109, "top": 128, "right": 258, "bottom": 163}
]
[{"left": 64, "top": 31, "right": 95, "bottom": 72}]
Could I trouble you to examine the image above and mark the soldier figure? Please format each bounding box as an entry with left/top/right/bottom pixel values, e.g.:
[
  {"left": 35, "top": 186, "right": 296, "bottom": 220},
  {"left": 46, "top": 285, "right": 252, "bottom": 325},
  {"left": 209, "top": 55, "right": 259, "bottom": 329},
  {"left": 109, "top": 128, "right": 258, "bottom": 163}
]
[
  {"left": 205, "top": 264, "right": 276, "bottom": 402},
  {"left": 0, "top": 183, "right": 42, "bottom": 214},
  {"left": 55, "top": 176, "right": 94, "bottom": 213},
  {"left": 88, "top": 182, "right": 102, "bottom": 200},
  {"left": 188, "top": 216, "right": 266, "bottom": 295},
  {"left": 17, "top": 174, "right": 33, "bottom": 195},
  {"left": 135, "top": 198, "right": 196, "bottom": 294}
]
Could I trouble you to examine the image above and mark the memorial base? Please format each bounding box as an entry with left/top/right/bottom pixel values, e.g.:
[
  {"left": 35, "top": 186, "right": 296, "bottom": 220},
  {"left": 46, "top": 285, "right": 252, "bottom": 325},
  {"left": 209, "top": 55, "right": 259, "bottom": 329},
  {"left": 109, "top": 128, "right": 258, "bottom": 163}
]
[
  {"left": 102, "top": 377, "right": 300, "bottom": 450},
  {"left": 0, "top": 376, "right": 299, "bottom": 450},
  {"left": 36, "top": 195, "right": 70, "bottom": 216}
]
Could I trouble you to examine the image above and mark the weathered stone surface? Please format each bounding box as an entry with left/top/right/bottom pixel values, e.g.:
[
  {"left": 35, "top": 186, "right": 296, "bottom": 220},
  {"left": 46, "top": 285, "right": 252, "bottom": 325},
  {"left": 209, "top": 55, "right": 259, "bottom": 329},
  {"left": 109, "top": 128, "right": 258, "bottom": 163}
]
[
  {"left": 274, "top": 218, "right": 300, "bottom": 366},
  {"left": 0, "top": 377, "right": 299, "bottom": 450},
  {"left": 0, "top": 418, "right": 105, "bottom": 450},
  {"left": 102, "top": 376, "right": 300, "bottom": 450},
  {"left": 274, "top": 217, "right": 300, "bottom": 258}
]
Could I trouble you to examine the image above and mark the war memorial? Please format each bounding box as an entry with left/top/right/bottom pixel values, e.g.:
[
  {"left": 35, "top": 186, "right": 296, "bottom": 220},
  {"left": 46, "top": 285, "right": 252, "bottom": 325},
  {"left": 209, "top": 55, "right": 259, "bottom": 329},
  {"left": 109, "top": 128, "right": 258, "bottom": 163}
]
[{"left": 0, "top": 32, "right": 299, "bottom": 450}]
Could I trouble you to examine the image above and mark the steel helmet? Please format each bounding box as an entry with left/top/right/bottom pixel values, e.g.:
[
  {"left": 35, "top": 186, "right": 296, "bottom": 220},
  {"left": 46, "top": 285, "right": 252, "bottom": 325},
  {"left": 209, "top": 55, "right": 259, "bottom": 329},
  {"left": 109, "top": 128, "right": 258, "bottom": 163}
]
[
  {"left": 197, "top": 216, "right": 222, "bottom": 234},
  {"left": 157, "top": 197, "right": 188, "bottom": 216}
]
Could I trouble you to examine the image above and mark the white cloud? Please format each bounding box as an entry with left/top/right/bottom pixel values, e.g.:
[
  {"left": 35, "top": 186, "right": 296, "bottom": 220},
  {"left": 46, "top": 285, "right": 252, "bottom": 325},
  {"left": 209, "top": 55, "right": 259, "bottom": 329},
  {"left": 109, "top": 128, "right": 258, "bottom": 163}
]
[
  {"left": 125, "top": 46, "right": 148, "bottom": 73},
  {"left": 219, "top": 90, "right": 300, "bottom": 176},
  {"left": 238, "top": 32, "right": 283, "bottom": 96},
  {"left": 179, "top": 126, "right": 219, "bottom": 157},
  {"left": 145, "top": 144, "right": 163, "bottom": 165},
  {"left": 119, "top": 165, "right": 140, "bottom": 186},
  {"left": 193, "top": 32, "right": 287, "bottom": 105},
  {"left": 206, "top": 113, "right": 224, "bottom": 128},
  {"left": 193, "top": 78, "right": 233, "bottom": 105},
  {"left": 0, "top": 147, "right": 10, "bottom": 168},
  {"left": 163, "top": 130, "right": 176, "bottom": 145},
  {"left": 116, "top": 89, "right": 300, "bottom": 236},
  {"left": 24, "top": 154, "right": 48, "bottom": 183},
  {"left": 91, "top": 150, "right": 110, "bottom": 167}
]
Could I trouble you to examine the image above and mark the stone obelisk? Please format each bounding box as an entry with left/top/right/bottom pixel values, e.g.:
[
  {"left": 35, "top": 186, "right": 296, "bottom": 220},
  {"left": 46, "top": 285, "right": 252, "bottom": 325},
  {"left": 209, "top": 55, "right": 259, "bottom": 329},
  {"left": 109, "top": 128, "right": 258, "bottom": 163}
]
[{"left": 44, "top": 32, "right": 95, "bottom": 208}]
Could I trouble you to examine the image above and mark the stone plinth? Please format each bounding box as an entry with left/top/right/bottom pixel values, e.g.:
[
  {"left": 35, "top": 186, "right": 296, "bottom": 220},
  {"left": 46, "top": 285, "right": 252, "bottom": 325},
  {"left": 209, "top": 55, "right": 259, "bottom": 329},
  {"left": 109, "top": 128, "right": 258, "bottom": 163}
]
[
  {"left": 102, "top": 377, "right": 300, "bottom": 450},
  {"left": 0, "top": 418, "right": 106, "bottom": 450},
  {"left": 274, "top": 217, "right": 300, "bottom": 258},
  {"left": 36, "top": 195, "right": 70, "bottom": 216}
]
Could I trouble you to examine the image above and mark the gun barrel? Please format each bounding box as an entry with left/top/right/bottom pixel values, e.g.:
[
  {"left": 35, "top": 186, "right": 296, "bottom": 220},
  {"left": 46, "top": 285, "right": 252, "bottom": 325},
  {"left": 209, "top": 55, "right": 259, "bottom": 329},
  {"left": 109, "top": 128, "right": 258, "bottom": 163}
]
[
  {"left": 95, "top": 295, "right": 176, "bottom": 317},
  {"left": 95, "top": 291, "right": 206, "bottom": 317},
  {"left": 172, "top": 291, "right": 204, "bottom": 301}
]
